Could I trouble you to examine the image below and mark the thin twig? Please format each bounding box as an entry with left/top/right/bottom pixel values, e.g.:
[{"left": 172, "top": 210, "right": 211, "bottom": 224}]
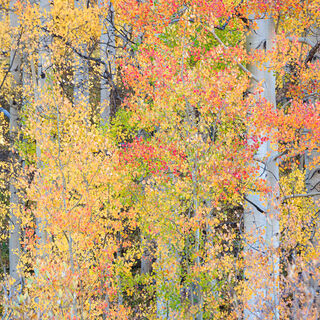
[
  {"left": 282, "top": 192, "right": 320, "bottom": 202},
  {"left": 209, "top": 29, "right": 259, "bottom": 83}
]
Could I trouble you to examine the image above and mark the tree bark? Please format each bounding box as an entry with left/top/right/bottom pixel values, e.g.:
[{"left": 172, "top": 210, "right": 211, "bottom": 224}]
[
  {"left": 9, "top": 0, "right": 22, "bottom": 284},
  {"left": 35, "top": 0, "right": 51, "bottom": 245},
  {"left": 100, "top": 0, "right": 115, "bottom": 125},
  {"left": 303, "top": 26, "right": 320, "bottom": 317},
  {"left": 74, "top": 0, "right": 89, "bottom": 108},
  {"left": 244, "top": 17, "right": 279, "bottom": 320}
]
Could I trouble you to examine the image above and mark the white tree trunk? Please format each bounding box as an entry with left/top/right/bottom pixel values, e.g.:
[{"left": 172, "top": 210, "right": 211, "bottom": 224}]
[
  {"left": 156, "top": 246, "right": 178, "bottom": 320},
  {"left": 99, "top": 3, "right": 117, "bottom": 316},
  {"left": 141, "top": 238, "right": 152, "bottom": 275},
  {"left": 303, "top": 27, "right": 320, "bottom": 315},
  {"left": 305, "top": 27, "right": 320, "bottom": 203},
  {"left": 244, "top": 17, "right": 279, "bottom": 320},
  {"left": 9, "top": 0, "right": 22, "bottom": 284},
  {"left": 74, "top": 0, "right": 89, "bottom": 108},
  {"left": 100, "top": 0, "right": 115, "bottom": 125},
  {"left": 35, "top": 0, "right": 51, "bottom": 246}
]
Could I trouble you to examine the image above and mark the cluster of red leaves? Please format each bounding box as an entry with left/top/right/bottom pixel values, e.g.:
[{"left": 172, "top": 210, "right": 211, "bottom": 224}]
[{"left": 118, "top": 137, "right": 188, "bottom": 179}]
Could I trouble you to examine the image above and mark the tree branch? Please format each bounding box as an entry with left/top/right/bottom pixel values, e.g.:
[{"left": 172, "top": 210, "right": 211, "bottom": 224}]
[
  {"left": 305, "top": 41, "right": 320, "bottom": 65},
  {"left": 209, "top": 29, "right": 259, "bottom": 83},
  {"left": 287, "top": 36, "right": 315, "bottom": 47},
  {"left": 282, "top": 192, "right": 320, "bottom": 202},
  {"left": 0, "top": 108, "right": 10, "bottom": 119}
]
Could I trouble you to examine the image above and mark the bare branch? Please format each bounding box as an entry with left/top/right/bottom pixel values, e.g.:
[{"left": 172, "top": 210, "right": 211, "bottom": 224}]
[
  {"left": 209, "top": 29, "right": 259, "bottom": 83},
  {"left": 282, "top": 192, "right": 320, "bottom": 202},
  {"left": 305, "top": 41, "right": 320, "bottom": 65},
  {"left": 287, "top": 36, "right": 315, "bottom": 47}
]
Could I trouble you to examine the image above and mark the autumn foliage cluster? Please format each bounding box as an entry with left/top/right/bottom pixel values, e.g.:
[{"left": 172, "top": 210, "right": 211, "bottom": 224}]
[{"left": 0, "top": 0, "right": 319, "bottom": 319}]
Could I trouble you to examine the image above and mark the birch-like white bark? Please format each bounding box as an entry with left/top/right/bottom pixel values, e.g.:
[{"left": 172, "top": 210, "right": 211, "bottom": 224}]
[
  {"left": 99, "top": 2, "right": 117, "bottom": 316},
  {"left": 303, "top": 27, "right": 320, "bottom": 314},
  {"left": 304, "top": 27, "right": 320, "bottom": 203},
  {"left": 34, "top": 0, "right": 51, "bottom": 253},
  {"left": 100, "top": 0, "right": 115, "bottom": 125},
  {"left": 156, "top": 244, "right": 178, "bottom": 320},
  {"left": 9, "top": 0, "right": 22, "bottom": 284},
  {"left": 74, "top": 0, "right": 89, "bottom": 108},
  {"left": 244, "top": 17, "right": 279, "bottom": 320}
]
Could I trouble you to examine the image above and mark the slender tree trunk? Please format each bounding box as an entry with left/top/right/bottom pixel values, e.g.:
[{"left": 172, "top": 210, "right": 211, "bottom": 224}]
[
  {"left": 35, "top": 0, "right": 51, "bottom": 245},
  {"left": 32, "top": 4, "right": 51, "bottom": 315},
  {"left": 74, "top": 0, "right": 89, "bottom": 108},
  {"left": 304, "top": 148, "right": 320, "bottom": 312},
  {"left": 244, "top": 17, "right": 279, "bottom": 320},
  {"left": 304, "top": 27, "right": 320, "bottom": 210},
  {"left": 9, "top": 0, "right": 22, "bottom": 284},
  {"left": 141, "top": 237, "right": 152, "bottom": 274},
  {"left": 100, "top": 0, "right": 115, "bottom": 125},
  {"left": 303, "top": 27, "right": 320, "bottom": 315},
  {"left": 99, "top": 3, "right": 117, "bottom": 317},
  {"left": 156, "top": 245, "right": 178, "bottom": 320},
  {"left": 136, "top": 176, "right": 153, "bottom": 277}
]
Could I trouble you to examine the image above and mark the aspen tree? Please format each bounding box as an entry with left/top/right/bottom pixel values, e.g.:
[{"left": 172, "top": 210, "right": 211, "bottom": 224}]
[
  {"left": 9, "top": 0, "right": 22, "bottom": 284},
  {"left": 74, "top": 0, "right": 89, "bottom": 108},
  {"left": 244, "top": 16, "right": 279, "bottom": 320},
  {"left": 35, "top": 0, "right": 51, "bottom": 245},
  {"left": 100, "top": 0, "right": 115, "bottom": 125}
]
